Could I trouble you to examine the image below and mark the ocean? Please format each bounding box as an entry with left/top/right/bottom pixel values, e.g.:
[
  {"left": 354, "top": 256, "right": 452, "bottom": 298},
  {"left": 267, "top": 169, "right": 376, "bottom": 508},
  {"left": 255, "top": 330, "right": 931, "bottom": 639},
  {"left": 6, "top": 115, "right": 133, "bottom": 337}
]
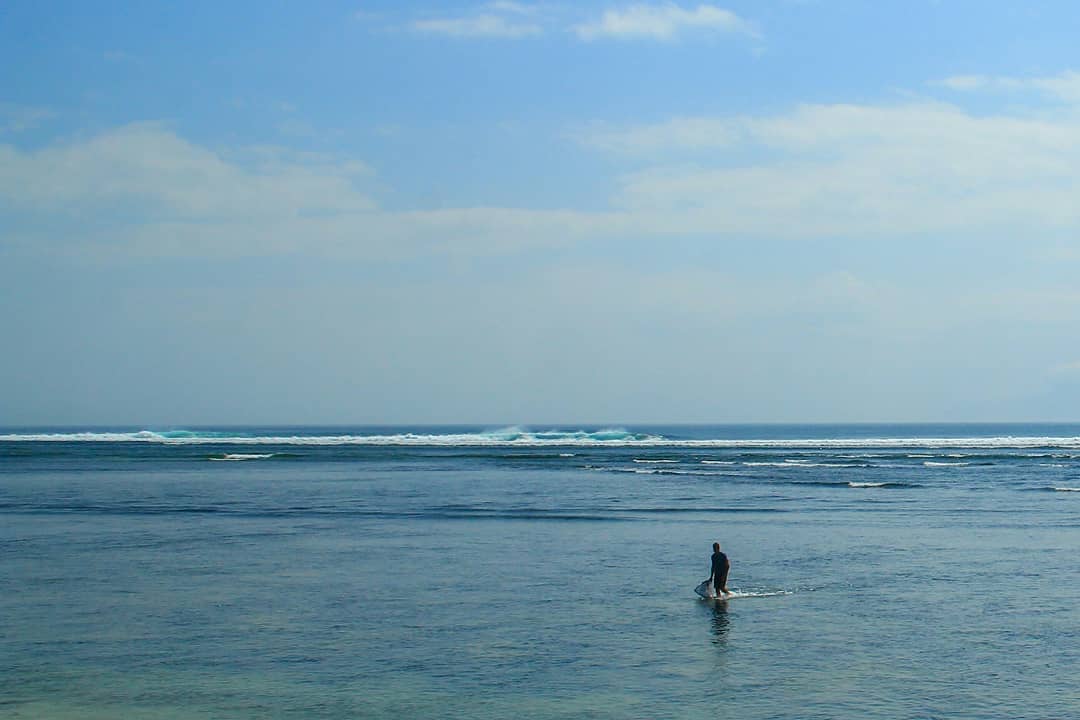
[{"left": 3, "top": 424, "right": 1080, "bottom": 719}]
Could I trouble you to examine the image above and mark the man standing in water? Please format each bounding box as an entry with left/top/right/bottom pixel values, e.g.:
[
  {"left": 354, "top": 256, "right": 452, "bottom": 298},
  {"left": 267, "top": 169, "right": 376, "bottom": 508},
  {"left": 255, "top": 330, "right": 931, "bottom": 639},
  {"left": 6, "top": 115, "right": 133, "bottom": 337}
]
[{"left": 710, "top": 542, "right": 730, "bottom": 597}]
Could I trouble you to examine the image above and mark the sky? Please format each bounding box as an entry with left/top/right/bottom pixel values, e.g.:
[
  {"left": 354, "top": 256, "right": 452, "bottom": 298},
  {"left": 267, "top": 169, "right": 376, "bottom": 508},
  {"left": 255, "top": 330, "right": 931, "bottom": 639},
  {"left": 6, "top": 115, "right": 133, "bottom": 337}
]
[{"left": 3, "top": 0, "right": 1080, "bottom": 425}]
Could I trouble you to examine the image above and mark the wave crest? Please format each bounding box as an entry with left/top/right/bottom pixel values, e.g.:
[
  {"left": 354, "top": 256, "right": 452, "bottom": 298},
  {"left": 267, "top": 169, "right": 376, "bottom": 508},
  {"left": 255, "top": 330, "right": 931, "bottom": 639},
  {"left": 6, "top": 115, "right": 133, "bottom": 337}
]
[
  {"left": 0, "top": 427, "right": 660, "bottom": 446},
  {"left": 5, "top": 428, "right": 1080, "bottom": 449}
]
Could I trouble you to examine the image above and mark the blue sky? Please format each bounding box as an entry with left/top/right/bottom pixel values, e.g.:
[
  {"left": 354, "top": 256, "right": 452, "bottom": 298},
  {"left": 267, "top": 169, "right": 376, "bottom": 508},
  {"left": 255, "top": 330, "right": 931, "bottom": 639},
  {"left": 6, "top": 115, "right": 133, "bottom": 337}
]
[{"left": 3, "top": 1, "right": 1080, "bottom": 424}]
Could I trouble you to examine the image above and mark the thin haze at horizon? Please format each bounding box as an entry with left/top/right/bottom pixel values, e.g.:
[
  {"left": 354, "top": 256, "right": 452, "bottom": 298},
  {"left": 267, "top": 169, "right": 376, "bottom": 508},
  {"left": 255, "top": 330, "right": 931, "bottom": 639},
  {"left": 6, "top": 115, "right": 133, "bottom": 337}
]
[{"left": 3, "top": 0, "right": 1080, "bottom": 425}]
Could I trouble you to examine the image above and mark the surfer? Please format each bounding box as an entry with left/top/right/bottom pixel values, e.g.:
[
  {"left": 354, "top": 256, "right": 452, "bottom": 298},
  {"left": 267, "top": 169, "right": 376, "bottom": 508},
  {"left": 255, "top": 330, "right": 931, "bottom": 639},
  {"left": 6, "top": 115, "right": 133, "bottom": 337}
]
[{"left": 709, "top": 542, "right": 730, "bottom": 597}]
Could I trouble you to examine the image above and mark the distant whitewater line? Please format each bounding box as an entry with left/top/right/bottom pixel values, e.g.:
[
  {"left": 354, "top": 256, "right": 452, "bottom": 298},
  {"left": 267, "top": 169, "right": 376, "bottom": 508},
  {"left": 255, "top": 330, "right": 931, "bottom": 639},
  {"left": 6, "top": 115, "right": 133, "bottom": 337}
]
[
  {"left": 0, "top": 428, "right": 659, "bottom": 445},
  {"left": 208, "top": 453, "right": 276, "bottom": 461},
  {"left": 5, "top": 428, "right": 1080, "bottom": 448}
]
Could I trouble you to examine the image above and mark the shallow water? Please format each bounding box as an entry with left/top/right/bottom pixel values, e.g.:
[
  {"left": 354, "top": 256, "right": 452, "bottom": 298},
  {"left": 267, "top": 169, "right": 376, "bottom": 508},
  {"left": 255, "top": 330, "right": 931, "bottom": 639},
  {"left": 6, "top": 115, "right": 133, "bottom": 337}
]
[{"left": 3, "top": 424, "right": 1080, "bottom": 718}]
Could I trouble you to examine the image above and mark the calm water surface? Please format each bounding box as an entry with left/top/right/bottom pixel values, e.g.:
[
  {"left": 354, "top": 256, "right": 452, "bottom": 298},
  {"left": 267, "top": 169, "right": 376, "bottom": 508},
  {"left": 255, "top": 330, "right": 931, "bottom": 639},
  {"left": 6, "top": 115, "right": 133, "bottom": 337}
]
[{"left": 3, "top": 424, "right": 1080, "bottom": 718}]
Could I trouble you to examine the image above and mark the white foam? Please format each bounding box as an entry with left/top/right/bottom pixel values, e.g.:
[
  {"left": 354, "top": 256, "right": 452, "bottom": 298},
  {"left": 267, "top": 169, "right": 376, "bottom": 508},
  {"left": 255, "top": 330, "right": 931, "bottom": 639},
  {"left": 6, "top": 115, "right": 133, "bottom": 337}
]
[
  {"left": 722, "top": 589, "right": 793, "bottom": 599},
  {"left": 6, "top": 430, "right": 1080, "bottom": 449},
  {"left": 0, "top": 427, "right": 662, "bottom": 446},
  {"left": 209, "top": 453, "right": 275, "bottom": 461},
  {"left": 1052, "top": 486, "right": 1080, "bottom": 492},
  {"left": 609, "top": 467, "right": 732, "bottom": 476},
  {"left": 923, "top": 461, "right": 970, "bottom": 467},
  {"left": 848, "top": 481, "right": 886, "bottom": 488},
  {"left": 633, "top": 459, "right": 679, "bottom": 463},
  {"left": 744, "top": 461, "right": 867, "bottom": 468},
  {"left": 701, "top": 460, "right": 736, "bottom": 465}
]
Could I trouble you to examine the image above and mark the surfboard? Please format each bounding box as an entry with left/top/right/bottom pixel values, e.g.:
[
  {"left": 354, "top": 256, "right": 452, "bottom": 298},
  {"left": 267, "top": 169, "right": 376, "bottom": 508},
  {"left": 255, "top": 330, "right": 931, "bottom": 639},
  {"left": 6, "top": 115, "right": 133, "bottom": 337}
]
[
  {"left": 695, "top": 580, "right": 721, "bottom": 599},
  {"left": 695, "top": 581, "right": 791, "bottom": 600}
]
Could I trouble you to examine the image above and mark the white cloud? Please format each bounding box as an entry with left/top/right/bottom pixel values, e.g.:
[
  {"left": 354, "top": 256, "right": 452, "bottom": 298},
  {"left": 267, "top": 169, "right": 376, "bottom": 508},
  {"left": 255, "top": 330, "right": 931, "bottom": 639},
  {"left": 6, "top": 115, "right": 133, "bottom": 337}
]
[
  {"left": 579, "top": 98, "right": 1080, "bottom": 237},
  {"left": 1031, "top": 71, "right": 1080, "bottom": 104},
  {"left": 936, "top": 70, "right": 1080, "bottom": 104},
  {"left": 402, "top": 3, "right": 755, "bottom": 43},
  {"left": 410, "top": 5, "right": 543, "bottom": 38},
  {"left": 7, "top": 118, "right": 1080, "bottom": 423},
  {"left": 0, "top": 124, "right": 375, "bottom": 222},
  {"left": 573, "top": 3, "right": 756, "bottom": 41},
  {"left": 0, "top": 123, "right": 615, "bottom": 260},
  {"left": 11, "top": 73, "right": 1080, "bottom": 264}
]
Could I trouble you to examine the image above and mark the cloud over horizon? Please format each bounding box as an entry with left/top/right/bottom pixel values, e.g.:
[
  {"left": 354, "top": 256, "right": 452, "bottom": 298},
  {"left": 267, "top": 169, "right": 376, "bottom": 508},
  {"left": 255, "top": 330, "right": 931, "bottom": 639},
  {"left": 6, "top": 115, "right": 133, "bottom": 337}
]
[
  {"left": 5, "top": 3, "right": 1080, "bottom": 423},
  {"left": 9, "top": 72, "right": 1080, "bottom": 267}
]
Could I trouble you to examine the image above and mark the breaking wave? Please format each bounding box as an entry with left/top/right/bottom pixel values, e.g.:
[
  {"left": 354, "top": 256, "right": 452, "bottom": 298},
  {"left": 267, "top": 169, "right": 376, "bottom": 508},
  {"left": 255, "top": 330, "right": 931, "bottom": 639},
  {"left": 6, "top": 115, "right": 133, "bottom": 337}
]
[
  {"left": 743, "top": 461, "right": 872, "bottom": 468},
  {"left": 5, "top": 428, "right": 1080, "bottom": 449},
  {"left": 0, "top": 427, "right": 660, "bottom": 446},
  {"left": 600, "top": 467, "right": 739, "bottom": 477},
  {"left": 208, "top": 453, "right": 276, "bottom": 461}
]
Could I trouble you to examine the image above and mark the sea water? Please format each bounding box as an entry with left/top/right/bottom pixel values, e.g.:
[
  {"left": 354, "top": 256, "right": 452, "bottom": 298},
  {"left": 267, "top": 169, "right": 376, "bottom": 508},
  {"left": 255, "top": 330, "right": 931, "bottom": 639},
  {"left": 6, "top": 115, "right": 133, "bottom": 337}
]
[{"left": 2, "top": 424, "right": 1080, "bottom": 719}]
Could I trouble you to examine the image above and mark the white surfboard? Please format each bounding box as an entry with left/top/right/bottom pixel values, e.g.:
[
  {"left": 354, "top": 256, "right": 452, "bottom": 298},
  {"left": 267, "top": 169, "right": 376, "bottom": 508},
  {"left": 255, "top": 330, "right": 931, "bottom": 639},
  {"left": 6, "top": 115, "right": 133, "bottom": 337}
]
[
  {"left": 695, "top": 580, "right": 720, "bottom": 599},
  {"left": 695, "top": 581, "right": 791, "bottom": 600}
]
